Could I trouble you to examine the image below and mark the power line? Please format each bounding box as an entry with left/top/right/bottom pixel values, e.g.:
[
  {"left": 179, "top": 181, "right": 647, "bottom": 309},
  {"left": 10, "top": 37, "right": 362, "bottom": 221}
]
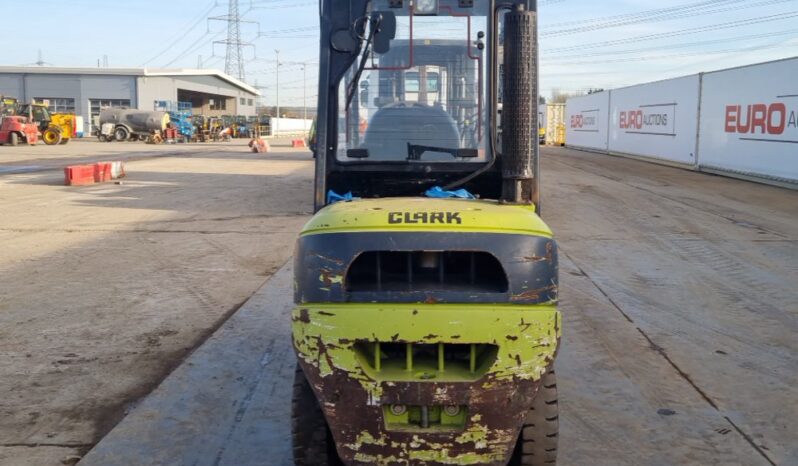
[
  {"left": 140, "top": 1, "right": 218, "bottom": 67},
  {"left": 256, "top": 26, "right": 317, "bottom": 37},
  {"left": 542, "top": 40, "right": 796, "bottom": 66},
  {"left": 541, "top": 0, "right": 795, "bottom": 36},
  {"left": 543, "top": 11, "right": 798, "bottom": 53},
  {"left": 544, "top": 0, "right": 743, "bottom": 29},
  {"left": 163, "top": 28, "right": 225, "bottom": 67},
  {"left": 248, "top": 1, "right": 315, "bottom": 10},
  {"left": 541, "top": 28, "right": 798, "bottom": 60}
]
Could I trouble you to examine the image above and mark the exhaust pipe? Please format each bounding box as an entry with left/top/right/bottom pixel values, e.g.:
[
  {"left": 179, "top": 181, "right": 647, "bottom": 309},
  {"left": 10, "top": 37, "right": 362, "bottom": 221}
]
[{"left": 501, "top": 3, "right": 539, "bottom": 210}]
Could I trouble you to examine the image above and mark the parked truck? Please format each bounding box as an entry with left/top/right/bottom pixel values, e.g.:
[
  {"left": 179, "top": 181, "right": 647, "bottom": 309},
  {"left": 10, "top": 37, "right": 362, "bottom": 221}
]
[{"left": 99, "top": 108, "right": 170, "bottom": 142}]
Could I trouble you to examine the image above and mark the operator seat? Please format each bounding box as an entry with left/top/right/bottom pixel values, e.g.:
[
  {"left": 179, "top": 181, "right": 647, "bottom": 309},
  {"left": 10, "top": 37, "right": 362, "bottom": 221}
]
[{"left": 363, "top": 102, "right": 461, "bottom": 161}]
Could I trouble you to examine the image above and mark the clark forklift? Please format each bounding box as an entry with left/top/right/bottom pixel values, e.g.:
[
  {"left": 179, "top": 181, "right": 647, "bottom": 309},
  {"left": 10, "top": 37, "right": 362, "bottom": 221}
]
[{"left": 292, "top": 1, "right": 559, "bottom": 464}]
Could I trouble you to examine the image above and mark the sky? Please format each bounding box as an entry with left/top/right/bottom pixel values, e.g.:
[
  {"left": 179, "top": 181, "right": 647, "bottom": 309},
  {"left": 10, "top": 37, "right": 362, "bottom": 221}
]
[{"left": 0, "top": 0, "right": 796, "bottom": 106}]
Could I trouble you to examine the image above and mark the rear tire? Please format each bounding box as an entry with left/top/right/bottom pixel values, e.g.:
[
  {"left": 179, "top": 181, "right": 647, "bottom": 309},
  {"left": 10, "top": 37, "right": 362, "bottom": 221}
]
[
  {"left": 113, "top": 126, "right": 129, "bottom": 142},
  {"left": 509, "top": 368, "right": 559, "bottom": 466},
  {"left": 291, "top": 364, "right": 342, "bottom": 466},
  {"left": 9, "top": 132, "right": 19, "bottom": 146}
]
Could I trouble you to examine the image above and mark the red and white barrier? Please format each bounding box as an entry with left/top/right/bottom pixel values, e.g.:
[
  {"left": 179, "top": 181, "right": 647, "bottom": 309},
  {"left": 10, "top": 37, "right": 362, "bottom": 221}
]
[
  {"left": 64, "top": 165, "right": 96, "bottom": 186},
  {"left": 94, "top": 162, "right": 111, "bottom": 182},
  {"left": 101, "top": 161, "right": 126, "bottom": 179},
  {"left": 64, "top": 161, "right": 125, "bottom": 186}
]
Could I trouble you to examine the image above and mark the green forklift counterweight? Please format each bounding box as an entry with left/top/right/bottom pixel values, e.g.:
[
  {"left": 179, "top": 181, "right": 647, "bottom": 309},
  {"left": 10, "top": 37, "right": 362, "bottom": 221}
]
[{"left": 292, "top": 1, "right": 556, "bottom": 465}]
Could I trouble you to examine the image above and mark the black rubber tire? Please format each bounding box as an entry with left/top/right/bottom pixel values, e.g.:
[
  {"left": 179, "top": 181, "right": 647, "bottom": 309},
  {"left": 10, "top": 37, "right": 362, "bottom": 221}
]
[
  {"left": 114, "top": 126, "right": 129, "bottom": 142},
  {"left": 59, "top": 138, "right": 69, "bottom": 145},
  {"left": 43, "top": 127, "right": 62, "bottom": 145},
  {"left": 291, "top": 364, "right": 342, "bottom": 466},
  {"left": 9, "top": 132, "right": 19, "bottom": 146},
  {"left": 509, "top": 368, "right": 559, "bottom": 466}
]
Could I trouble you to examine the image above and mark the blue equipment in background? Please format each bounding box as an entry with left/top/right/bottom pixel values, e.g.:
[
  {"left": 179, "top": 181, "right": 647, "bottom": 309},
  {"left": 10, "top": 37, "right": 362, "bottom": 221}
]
[{"left": 154, "top": 101, "right": 195, "bottom": 139}]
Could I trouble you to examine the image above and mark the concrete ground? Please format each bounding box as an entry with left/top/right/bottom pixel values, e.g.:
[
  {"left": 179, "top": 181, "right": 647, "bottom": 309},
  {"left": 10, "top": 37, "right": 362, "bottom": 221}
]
[
  {"left": 0, "top": 139, "right": 314, "bottom": 466},
  {"left": 2, "top": 143, "right": 796, "bottom": 465}
]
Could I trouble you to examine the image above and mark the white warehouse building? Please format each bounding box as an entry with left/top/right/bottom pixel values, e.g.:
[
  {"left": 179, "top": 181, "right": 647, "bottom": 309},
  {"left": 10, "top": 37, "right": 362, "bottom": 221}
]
[{"left": 0, "top": 67, "right": 260, "bottom": 134}]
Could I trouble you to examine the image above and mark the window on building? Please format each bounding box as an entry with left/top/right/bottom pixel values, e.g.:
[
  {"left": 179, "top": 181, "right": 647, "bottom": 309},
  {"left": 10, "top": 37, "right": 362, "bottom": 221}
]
[
  {"left": 34, "top": 97, "right": 76, "bottom": 113},
  {"left": 240, "top": 97, "right": 246, "bottom": 105},
  {"left": 209, "top": 98, "right": 227, "bottom": 111},
  {"left": 248, "top": 99, "right": 253, "bottom": 106},
  {"left": 89, "top": 99, "right": 132, "bottom": 133}
]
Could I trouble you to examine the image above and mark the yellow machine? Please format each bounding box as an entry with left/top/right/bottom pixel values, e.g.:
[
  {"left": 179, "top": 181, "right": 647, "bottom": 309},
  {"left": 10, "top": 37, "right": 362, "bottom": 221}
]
[
  {"left": 48, "top": 113, "right": 77, "bottom": 145},
  {"left": 18, "top": 103, "right": 76, "bottom": 145},
  {"left": 545, "top": 103, "right": 566, "bottom": 146}
]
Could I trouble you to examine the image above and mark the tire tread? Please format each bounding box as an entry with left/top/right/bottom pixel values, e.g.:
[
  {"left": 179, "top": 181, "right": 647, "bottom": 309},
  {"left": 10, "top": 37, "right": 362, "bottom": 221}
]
[
  {"left": 511, "top": 368, "right": 559, "bottom": 466},
  {"left": 291, "top": 364, "right": 341, "bottom": 466}
]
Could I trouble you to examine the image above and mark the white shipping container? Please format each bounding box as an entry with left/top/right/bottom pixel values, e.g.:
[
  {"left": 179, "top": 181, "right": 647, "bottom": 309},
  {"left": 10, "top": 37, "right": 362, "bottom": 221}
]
[
  {"left": 271, "top": 117, "right": 313, "bottom": 135},
  {"left": 608, "top": 75, "right": 700, "bottom": 166},
  {"left": 565, "top": 91, "right": 610, "bottom": 151},
  {"left": 697, "top": 57, "right": 798, "bottom": 183}
]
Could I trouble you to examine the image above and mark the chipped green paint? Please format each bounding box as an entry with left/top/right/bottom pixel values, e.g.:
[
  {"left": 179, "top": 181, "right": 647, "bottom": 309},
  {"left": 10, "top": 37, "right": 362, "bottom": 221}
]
[
  {"left": 352, "top": 452, "right": 404, "bottom": 464},
  {"left": 408, "top": 448, "right": 495, "bottom": 464},
  {"left": 405, "top": 433, "right": 507, "bottom": 464},
  {"left": 455, "top": 422, "right": 489, "bottom": 448},
  {"left": 349, "top": 433, "right": 506, "bottom": 465},
  {"left": 346, "top": 430, "right": 388, "bottom": 450},
  {"left": 292, "top": 303, "right": 559, "bottom": 387},
  {"left": 318, "top": 272, "right": 343, "bottom": 285},
  {"left": 293, "top": 303, "right": 559, "bottom": 464},
  {"left": 352, "top": 450, "right": 501, "bottom": 465}
]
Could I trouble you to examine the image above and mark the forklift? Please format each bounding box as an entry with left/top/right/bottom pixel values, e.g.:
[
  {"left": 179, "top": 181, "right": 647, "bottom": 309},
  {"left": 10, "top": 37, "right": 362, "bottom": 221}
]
[
  {"left": 17, "top": 102, "right": 76, "bottom": 145},
  {"left": 292, "top": 1, "right": 559, "bottom": 465},
  {"left": 0, "top": 96, "right": 38, "bottom": 146}
]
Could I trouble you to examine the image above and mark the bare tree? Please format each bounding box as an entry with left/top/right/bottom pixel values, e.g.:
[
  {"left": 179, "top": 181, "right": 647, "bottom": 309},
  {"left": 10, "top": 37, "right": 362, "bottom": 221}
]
[{"left": 550, "top": 88, "right": 585, "bottom": 104}]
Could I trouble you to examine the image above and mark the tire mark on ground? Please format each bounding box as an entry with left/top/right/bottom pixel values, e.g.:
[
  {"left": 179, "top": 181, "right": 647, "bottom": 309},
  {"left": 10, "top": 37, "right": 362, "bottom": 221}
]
[{"left": 561, "top": 248, "right": 779, "bottom": 466}]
